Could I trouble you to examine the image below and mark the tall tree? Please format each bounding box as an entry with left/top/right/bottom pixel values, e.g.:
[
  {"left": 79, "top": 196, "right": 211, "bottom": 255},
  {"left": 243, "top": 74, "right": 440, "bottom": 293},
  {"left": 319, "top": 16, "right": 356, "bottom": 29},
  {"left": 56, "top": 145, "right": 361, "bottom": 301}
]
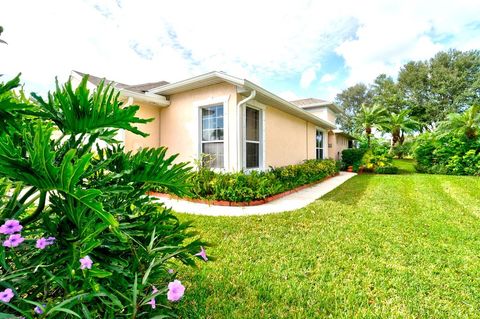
[
  {"left": 398, "top": 49, "right": 480, "bottom": 130},
  {"left": 335, "top": 83, "right": 373, "bottom": 134},
  {"left": 355, "top": 104, "right": 388, "bottom": 146},
  {"left": 371, "top": 74, "right": 406, "bottom": 113}
]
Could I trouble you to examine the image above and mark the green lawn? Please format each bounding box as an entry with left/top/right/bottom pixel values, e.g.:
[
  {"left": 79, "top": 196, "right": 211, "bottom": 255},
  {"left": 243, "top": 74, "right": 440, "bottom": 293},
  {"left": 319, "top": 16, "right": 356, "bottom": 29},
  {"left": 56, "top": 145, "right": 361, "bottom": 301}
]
[{"left": 175, "top": 160, "right": 480, "bottom": 318}]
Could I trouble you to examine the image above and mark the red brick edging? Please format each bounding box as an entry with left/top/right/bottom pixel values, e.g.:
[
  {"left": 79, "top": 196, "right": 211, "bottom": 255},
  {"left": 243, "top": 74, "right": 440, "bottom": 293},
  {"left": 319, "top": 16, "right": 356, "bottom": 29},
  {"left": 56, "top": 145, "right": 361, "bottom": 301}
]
[{"left": 148, "top": 173, "right": 339, "bottom": 207}]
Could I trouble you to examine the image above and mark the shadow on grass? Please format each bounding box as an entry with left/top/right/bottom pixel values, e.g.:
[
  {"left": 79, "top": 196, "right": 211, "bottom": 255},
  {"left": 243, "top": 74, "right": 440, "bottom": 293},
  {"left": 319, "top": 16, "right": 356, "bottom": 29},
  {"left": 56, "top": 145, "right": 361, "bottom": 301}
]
[{"left": 320, "top": 174, "right": 373, "bottom": 206}]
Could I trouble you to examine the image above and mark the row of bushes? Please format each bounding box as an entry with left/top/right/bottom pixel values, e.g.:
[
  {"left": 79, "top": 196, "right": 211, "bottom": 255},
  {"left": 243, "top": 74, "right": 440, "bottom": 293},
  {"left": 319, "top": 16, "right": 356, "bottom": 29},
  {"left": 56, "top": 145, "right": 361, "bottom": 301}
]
[
  {"left": 414, "top": 132, "right": 480, "bottom": 175},
  {"left": 183, "top": 159, "right": 340, "bottom": 202}
]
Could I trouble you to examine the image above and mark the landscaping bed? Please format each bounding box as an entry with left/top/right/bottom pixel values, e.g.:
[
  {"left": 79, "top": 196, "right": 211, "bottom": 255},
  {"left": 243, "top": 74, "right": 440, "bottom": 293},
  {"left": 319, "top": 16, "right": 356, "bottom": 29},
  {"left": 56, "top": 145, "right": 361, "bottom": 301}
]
[
  {"left": 150, "top": 173, "right": 339, "bottom": 206},
  {"left": 153, "top": 159, "right": 339, "bottom": 204}
]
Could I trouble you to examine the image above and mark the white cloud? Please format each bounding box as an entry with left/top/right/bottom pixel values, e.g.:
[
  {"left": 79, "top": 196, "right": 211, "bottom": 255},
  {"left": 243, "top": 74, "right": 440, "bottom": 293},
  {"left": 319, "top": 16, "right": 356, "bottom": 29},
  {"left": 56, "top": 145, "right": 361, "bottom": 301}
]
[
  {"left": 320, "top": 73, "right": 336, "bottom": 83},
  {"left": 334, "top": 0, "right": 480, "bottom": 86},
  {"left": 278, "top": 90, "right": 301, "bottom": 102},
  {"left": 0, "top": 0, "right": 478, "bottom": 96},
  {"left": 300, "top": 67, "right": 317, "bottom": 89},
  {"left": 0, "top": 0, "right": 351, "bottom": 94}
]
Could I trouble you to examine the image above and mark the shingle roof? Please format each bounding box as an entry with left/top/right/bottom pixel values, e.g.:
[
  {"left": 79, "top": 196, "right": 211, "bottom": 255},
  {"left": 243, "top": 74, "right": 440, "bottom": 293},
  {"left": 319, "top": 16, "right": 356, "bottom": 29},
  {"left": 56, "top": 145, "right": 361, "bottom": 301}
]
[
  {"left": 72, "top": 71, "right": 169, "bottom": 93},
  {"left": 289, "top": 98, "right": 329, "bottom": 107}
]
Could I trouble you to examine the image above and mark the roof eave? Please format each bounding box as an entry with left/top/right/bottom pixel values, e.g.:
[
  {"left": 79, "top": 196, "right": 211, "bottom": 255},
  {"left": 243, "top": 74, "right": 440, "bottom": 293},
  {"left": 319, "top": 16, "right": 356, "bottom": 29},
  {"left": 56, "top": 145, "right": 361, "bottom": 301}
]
[{"left": 243, "top": 80, "right": 336, "bottom": 130}]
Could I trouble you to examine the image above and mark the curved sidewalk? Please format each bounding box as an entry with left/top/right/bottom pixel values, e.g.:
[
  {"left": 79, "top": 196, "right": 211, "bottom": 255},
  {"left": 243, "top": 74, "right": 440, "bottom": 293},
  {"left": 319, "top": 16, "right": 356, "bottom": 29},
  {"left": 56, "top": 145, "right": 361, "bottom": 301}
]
[{"left": 155, "top": 172, "right": 356, "bottom": 216}]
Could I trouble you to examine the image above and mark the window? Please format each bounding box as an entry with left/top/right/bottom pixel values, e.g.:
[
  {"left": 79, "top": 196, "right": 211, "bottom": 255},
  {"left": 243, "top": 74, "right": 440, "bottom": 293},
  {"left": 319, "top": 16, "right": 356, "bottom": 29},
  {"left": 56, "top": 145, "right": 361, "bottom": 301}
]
[
  {"left": 201, "top": 105, "right": 224, "bottom": 168},
  {"left": 245, "top": 106, "right": 262, "bottom": 169},
  {"left": 316, "top": 129, "right": 324, "bottom": 159}
]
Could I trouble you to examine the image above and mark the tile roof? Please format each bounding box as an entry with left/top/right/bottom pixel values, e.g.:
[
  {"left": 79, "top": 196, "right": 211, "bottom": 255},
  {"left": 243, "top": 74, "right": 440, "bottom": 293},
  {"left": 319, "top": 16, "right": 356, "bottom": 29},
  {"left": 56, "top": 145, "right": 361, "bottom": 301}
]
[{"left": 72, "top": 71, "right": 169, "bottom": 93}]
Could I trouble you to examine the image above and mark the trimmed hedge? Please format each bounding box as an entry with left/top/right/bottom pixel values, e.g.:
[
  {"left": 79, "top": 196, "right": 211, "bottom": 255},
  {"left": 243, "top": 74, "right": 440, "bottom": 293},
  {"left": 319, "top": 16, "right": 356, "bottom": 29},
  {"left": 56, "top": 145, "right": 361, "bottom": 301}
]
[
  {"left": 341, "top": 148, "right": 366, "bottom": 170},
  {"left": 186, "top": 159, "right": 339, "bottom": 202}
]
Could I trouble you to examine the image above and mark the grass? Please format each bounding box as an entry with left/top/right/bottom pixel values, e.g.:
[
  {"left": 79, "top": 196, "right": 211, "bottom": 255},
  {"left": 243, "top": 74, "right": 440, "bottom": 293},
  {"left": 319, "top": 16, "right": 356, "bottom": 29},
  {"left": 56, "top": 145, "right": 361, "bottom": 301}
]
[{"left": 175, "top": 160, "right": 480, "bottom": 318}]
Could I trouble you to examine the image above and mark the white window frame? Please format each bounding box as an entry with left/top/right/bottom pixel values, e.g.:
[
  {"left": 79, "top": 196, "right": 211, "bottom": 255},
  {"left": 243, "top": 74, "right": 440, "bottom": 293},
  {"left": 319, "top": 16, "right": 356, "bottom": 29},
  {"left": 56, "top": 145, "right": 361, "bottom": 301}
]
[
  {"left": 194, "top": 95, "right": 230, "bottom": 171},
  {"left": 315, "top": 127, "right": 327, "bottom": 160},
  {"left": 243, "top": 103, "right": 265, "bottom": 170}
]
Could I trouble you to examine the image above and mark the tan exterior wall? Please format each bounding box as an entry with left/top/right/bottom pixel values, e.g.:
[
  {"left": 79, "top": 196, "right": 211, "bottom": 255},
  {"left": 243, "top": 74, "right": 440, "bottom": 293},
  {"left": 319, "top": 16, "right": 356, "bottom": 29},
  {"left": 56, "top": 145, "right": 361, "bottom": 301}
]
[
  {"left": 326, "top": 108, "right": 338, "bottom": 124},
  {"left": 265, "top": 105, "right": 319, "bottom": 167},
  {"left": 160, "top": 83, "right": 238, "bottom": 167},
  {"left": 328, "top": 131, "right": 336, "bottom": 159},
  {"left": 124, "top": 101, "right": 161, "bottom": 152},
  {"left": 335, "top": 134, "right": 350, "bottom": 160}
]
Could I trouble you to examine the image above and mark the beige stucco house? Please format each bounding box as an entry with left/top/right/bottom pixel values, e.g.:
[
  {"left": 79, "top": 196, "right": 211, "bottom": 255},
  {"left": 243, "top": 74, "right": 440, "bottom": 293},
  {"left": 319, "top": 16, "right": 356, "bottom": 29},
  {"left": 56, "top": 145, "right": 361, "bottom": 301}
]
[{"left": 71, "top": 71, "right": 354, "bottom": 171}]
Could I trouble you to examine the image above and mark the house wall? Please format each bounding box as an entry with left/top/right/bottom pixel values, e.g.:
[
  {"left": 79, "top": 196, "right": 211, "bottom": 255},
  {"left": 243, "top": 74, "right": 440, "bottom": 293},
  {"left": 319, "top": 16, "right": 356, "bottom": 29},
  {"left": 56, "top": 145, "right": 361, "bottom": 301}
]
[
  {"left": 264, "top": 105, "right": 319, "bottom": 167},
  {"left": 328, "top": 131, "right": 336, "bottom": 159},
  {"left": 124, "top": 101, "right": 162, "bottom": 152},
  {"left": 159, "top": 83, "right": 238, "bottom": 168},
  {"left": 335, "top": 134, "right": 350, "bottom": 160}
]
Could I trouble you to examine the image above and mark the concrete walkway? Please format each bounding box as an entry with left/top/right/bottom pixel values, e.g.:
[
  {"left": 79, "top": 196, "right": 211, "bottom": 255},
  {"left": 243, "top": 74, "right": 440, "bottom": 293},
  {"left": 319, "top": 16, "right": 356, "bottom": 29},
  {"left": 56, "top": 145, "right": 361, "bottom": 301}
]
[{"left": 155, "top": 172, "right": 356, "bottom": 216}]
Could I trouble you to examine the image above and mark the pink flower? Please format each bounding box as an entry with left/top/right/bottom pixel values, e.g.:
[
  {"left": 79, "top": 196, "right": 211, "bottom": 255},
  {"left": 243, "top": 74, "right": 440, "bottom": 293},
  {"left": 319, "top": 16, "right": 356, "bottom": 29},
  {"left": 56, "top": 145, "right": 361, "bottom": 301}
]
[
  {"left": 34, "top": 304, "right": 46, "bottom": 314},
  {"left": 0, "top": 288, "right": 14, "bottom": 303},
  {"left": 3, "top": 234, "right": 25, "bottom": 247},
  {"left": 195, "top": 246, "right": 208, "bottom": 261},
  {"left": 167, "top": 280, "right": 185, "bottom": 302},
  {"left": 79, "top": 256, "right": 93, "bottom": 269},
  {"left": 35, "top": 237, "right": 55, "bottom": 249},
  {"left": 168, "top": 268, "right": 175, "bottom": 274},
  {"left": 0, "top": 220, "right": 23, "bottom": 235},
  {"left": 147, "top": 286, "right": 158, "bottom": 309}
]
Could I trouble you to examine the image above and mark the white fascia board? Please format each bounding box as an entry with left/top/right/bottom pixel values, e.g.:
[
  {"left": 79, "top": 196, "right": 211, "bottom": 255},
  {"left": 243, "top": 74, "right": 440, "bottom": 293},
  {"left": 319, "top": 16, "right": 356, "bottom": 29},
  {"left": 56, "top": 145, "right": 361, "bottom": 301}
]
[
  {"left": 148, "top": 71, "right": 245, "bottom": 95},
  {"left": 243, "top": 80, "right": 336, "bottom": 130},
  {"left": 302, "top": 102, "right": 343, "bottom": 113}
]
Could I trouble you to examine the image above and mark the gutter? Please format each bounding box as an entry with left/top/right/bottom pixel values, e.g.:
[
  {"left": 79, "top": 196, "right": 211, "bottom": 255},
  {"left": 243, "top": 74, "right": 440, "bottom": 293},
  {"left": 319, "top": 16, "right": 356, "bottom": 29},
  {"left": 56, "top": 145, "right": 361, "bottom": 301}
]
[{"left": 236, "top": 90, "right": 256, "bottom": 170}]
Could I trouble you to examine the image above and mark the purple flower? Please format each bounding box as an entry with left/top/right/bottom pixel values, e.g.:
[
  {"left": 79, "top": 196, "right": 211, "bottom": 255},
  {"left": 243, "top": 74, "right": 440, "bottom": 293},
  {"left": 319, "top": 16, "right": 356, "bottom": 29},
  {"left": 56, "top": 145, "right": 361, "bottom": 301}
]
[
  {"left": 168, "top": 269, "right": 175, "bottom": 274},
  {"left": 0, "top": 220, "right": 23, "bottom": 235},
  {"left": 34, "top": 304, "right": 46, "bottom": 314},
  {"left": 35, "top": 237, "right": 55, "bottom": 249},
  {"left": 147, "top": 286, "right": 159, "bottom": 309},
  {"left": 167, "top": 280, "right": 185, "bottom": 302},
  {"left": 0, "top": 288, "right": 14, "bottom": 303},
  {"left": 79, "top": 255, "right": 93, "bottom": 270},
  {"left": 3, "top": 234, "right": 25, "bottom": 248},
  {"left": 195, "top": 246, "right": 208, "bottom": 261}
]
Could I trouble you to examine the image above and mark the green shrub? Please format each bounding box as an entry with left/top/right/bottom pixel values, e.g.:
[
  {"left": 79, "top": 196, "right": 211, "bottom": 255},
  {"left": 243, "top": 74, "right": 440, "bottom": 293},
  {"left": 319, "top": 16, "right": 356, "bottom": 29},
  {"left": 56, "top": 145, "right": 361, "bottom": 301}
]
[
  {"left": 341, "top": 148, "right": 366, "bottom": 169},
  {"left": 374, "top": 166, "right": 399, "bottom": 174},
  {"left": 413, "top": 131, "right": 480, "bottom": 175},
  {"left": 183, "top": 159, "right": 339, "bottom": 202},
  {"left": 0, "top": 75, "right": 205, "bottom": 318}
]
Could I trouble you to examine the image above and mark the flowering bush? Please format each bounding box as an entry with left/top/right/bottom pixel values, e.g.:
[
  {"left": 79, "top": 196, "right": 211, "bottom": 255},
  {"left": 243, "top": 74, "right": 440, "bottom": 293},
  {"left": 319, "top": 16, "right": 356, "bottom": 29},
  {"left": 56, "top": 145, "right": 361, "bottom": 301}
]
[{"left": 0, "top": 75, "right": 207, "bottom": 318}]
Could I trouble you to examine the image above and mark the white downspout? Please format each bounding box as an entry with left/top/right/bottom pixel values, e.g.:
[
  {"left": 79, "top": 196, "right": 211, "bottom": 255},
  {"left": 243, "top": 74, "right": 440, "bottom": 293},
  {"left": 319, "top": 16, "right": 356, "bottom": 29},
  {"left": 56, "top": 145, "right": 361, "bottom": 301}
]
[{"left": 236, "top": 90, "right": 256, "bottom": 171}]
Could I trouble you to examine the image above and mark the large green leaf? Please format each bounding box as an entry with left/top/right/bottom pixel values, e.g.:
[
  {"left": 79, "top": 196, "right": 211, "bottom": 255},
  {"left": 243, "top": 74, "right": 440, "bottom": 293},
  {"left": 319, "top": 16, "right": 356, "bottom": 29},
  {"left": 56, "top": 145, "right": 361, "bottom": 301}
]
[{"left": 32, "top": 75, "right": 152, "bottom": 137}]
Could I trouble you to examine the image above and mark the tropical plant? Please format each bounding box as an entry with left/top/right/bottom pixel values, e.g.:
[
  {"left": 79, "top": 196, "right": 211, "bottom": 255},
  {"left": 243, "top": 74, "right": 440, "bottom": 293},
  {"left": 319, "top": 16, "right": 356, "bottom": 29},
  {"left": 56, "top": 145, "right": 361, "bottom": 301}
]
[
  {"left": 0, "top": 74, "right": 206, "bottom": 318},
  {"left": 382, "top": 109, "right": 419, "bottom": 152},
  {"left": 354, "top": 104, "right": 388, "bottom": 146},
  {"left": 437, "top": 104, "right": 480, "bottom": 139}
]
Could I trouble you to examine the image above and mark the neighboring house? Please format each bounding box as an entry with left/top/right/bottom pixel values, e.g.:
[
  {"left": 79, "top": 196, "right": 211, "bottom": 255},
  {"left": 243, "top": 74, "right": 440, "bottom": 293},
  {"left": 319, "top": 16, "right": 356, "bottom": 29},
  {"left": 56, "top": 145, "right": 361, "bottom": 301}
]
[{"left": 71, "top": 71, "right": 354, "bottom": 171}]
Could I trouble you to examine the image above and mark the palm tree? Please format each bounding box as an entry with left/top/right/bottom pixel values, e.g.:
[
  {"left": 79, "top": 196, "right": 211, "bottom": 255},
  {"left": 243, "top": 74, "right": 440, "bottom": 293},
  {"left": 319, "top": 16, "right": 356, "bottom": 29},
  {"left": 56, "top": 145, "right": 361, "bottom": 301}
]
[
  {"left": 438, "top": 105, "right": 480, "bottom": 139},
  {"left": 383, "top": 109, "right": 419, "bottom": 151},
  {"left": 355, "top": 104, "right": 388, "bottom": 147}
]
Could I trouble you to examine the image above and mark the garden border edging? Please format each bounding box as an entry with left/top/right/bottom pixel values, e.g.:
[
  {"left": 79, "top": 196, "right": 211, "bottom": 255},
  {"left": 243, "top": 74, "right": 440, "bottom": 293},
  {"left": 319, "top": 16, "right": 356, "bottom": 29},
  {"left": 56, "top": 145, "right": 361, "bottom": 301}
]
[{"left": 149, "top": 173, "right": 340, "bottom": 207}]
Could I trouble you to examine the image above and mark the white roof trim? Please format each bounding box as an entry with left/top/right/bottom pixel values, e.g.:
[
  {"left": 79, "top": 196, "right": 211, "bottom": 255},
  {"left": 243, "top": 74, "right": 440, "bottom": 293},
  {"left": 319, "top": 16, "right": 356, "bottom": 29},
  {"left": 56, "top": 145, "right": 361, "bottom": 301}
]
[
  {"left": 301, "top": 102, "right": 343, "bottom": 113},
  {"left": 148, "top": 71, "right": 336, "bottom": 129}
]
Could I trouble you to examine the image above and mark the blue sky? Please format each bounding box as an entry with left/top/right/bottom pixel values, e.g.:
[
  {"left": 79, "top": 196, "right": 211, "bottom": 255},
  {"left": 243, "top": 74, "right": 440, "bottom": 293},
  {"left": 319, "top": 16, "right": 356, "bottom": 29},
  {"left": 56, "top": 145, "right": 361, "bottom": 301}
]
[{"left": 1, "top": 0, "right": 479, "bottom": 101}]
